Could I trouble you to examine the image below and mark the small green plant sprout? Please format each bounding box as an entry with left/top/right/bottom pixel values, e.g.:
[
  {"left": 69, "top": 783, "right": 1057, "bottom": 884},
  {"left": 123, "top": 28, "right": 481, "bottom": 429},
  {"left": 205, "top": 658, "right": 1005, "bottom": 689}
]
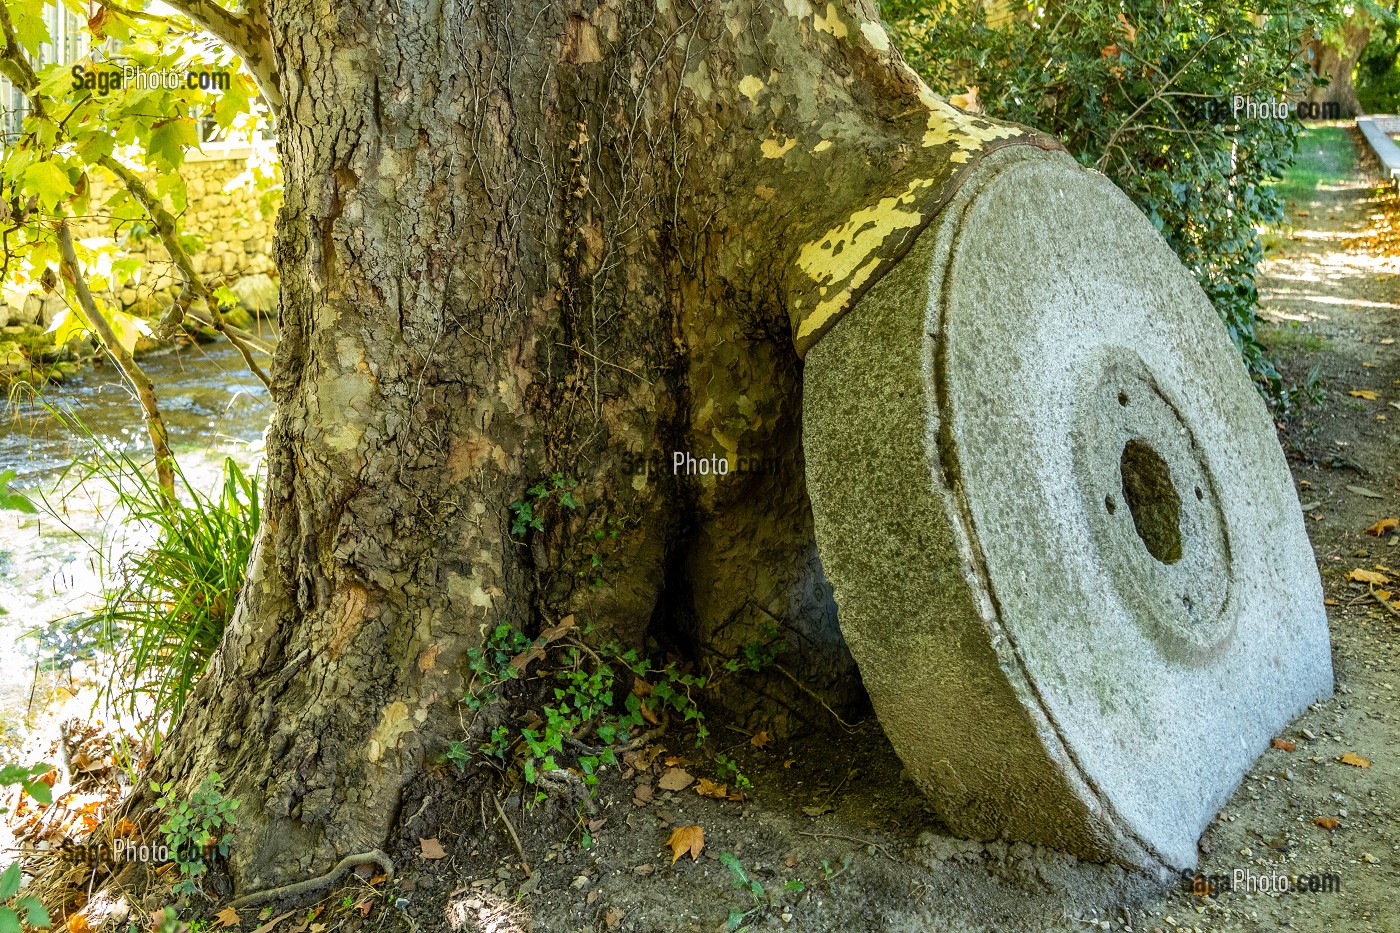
[
  {"left": 153, "top": 773, "right": 239, "bottom": 896},
  {"left": 508, "top": 473, "right": 579, "bottom": 537},
  {"left": 713, "top": 754, "right": 751, "bottom": 790},
  {"left": 719, "top": 852, "right": 767, "bottom": 931},
  {"left": 723, "top": 621, "right": 786, "bottom": 675},
  {"left": 0, "top": 763, "right": 54, "bottom": 813}
]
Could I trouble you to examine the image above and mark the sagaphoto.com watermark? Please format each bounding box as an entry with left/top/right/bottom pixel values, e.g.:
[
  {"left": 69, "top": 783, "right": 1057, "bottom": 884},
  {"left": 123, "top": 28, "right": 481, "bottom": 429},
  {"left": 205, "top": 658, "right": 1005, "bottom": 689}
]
[
  {"left": 71, "top": 63, "right": 233, "bottom": 95},
  {"left": 1181, "top": 867, "right": 1341, "bottom": 898}
]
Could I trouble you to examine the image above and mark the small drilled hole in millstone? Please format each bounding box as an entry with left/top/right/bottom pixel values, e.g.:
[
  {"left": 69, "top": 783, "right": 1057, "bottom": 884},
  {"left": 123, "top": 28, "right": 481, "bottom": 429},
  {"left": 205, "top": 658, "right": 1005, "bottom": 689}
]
[
  {"left": 1105, "top": 495, "right": 1117, "bottom": 514},
  {"left": 1120, "top": 439, "right": 1184, "bottom": 565},
  {"left": 1118, "top": 391, "right": 1129, "bottom": 406},
  {"left": 1195, "top": 486, "right": 1204, "bottom": 501}
]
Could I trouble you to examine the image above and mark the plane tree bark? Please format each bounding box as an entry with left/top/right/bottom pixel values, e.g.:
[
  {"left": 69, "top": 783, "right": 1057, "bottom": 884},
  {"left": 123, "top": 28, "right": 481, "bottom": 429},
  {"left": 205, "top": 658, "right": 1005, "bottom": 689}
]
[{"left": 143, "top": 0, "right": 1059, "bottom": 892}]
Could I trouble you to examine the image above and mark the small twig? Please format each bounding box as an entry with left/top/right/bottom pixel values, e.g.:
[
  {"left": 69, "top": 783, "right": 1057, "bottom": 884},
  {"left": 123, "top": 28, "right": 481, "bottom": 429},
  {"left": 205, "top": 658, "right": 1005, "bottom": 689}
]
[
  {"left": 492, "top": 795, "right": 531, "bottom": 877},
  {"left": 26, "top": 656, "right": 39, "bottom": 717},
  {"left": 1371, "top": 588, "right": 1400, "bottom": 619},
  {"left": 798, "top": 831, "right": 895, "bottom": 861},
  {"left": 773, "top": 665, "right": 857, "bottom": 732}
]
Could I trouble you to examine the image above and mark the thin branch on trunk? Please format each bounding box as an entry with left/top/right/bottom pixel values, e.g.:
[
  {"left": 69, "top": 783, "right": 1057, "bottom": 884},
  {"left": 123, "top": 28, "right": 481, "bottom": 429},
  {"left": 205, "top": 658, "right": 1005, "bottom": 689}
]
[
  {"left": 56, "top": 222, "right": 177, "bottom": 501},
  {"left": 99, "top": 154, "right": 274, "bottom": 388}
]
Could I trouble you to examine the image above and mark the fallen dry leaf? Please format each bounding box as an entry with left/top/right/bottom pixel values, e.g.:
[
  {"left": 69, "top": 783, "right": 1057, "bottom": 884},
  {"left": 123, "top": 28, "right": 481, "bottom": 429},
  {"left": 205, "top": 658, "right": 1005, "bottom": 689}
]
[
  {"left": 665, "top": 825, "right": 704, "bottom": 863},
  {"left": 1313, "top": 817, "right": 1340, "bottom": 830},
  {"left": 1347, "top": 568, "right": 1392, "bottom": 585},
  {"left": 783, "top": 758, "right": 795, "bottom": 769},
  {"left": 214, "top": 907, "right": 241, "bottom": 929},
  {"left": 632, "top": 677, "right": 653, "bottom": 698},
  {"left": 1366, "top": 518, "right": 1399, "bottom": 537},
  {"left": 1347, "top": 485, "right": 1384, "bottom": 499},
  {"left": 66, "top": 912, "right": 93, "bottom": 933},
  {"left": 604, "top": 908, "right": 626, "bottom": 930},
  {"left": 1339, "top": 752, "right": 1372, "bottom": 768},
  {"left": 750, "top": 731, "right": 771, "bottom": 749},
  {"left": 658, "top": 767, "right": 694, "bottom": 792},
  {"left": 1348, "top": 390, "right": 1380, "bottom": 400},
  {"left": 663, "top": 755, "right": 690, "bottom": 767},
  {"left": 640, "top": 701, "right": 660, "bottom": 726},
  {"left": 633, "top": 783, "right": 654, "bottom": 804},
  {"left": 1324, "top": 598, "right": 1340, "bottom": 606},
  {"left": 1271, "top": 738, "right": 1296, "bottom": 752},
  {"left": 509, "top": 615, "right": 576, "bottom": 673},
  {"left": 948, "top": 85, "right": 981, "bottom": 113},
  {"left": 355, "top": 900, "right": 374, "bottom": 918},
  {"left": 695, "top": 778, "right": 728, "bottom": 799},
  {"left": 113, "top": 817, "right": 138, "bottom": 837},
  {"left": 1376, "top": 589, "right": 1394, "bottom": 602},
  {"left": 419, "top": 837, "right": 448, "bottom": 859}
]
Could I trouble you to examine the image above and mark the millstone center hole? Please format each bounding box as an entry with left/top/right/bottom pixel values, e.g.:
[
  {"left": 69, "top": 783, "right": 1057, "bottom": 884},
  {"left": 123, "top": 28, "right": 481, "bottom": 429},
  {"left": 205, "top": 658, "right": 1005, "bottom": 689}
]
[{"left": 1119, "top": 439, "right": 1183, "bottom": 565}]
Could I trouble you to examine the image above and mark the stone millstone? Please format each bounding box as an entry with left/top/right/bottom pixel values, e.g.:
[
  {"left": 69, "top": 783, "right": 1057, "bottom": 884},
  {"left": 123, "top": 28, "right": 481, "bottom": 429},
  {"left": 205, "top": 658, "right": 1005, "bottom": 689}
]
[{"left": 802, "top": 147, "right": 1333, "bottom": 872}]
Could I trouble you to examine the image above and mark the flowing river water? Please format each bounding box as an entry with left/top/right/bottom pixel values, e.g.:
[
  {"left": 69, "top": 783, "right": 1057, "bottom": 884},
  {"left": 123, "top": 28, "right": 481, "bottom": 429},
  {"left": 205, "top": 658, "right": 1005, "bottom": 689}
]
[{"left": 0, "top": 342, "right": 272, "bottom": 741}]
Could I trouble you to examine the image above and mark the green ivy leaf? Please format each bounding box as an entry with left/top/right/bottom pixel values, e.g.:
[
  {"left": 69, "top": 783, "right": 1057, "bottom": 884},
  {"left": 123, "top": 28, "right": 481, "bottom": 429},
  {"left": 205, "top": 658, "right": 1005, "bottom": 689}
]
[{"left": 0, "top": 863, "right": 21, "bottom": 900}]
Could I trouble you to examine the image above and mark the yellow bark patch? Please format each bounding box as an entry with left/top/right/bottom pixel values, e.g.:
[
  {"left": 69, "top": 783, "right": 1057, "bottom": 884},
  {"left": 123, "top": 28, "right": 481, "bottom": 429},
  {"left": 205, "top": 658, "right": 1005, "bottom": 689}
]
[
  {"left": 738, "top": 75, "right": 765, "bottom": 103},
  {"left": 761, "top": 137, "right": 797, "bottom": 159},
  {"left": 916, "top": 88, "right": 1022, "bottom": 152},
  {"left": 813, "top": 3, "right": 848, "bottom": 38},
  {"left": 793, "top": 178, "right": 935, "bottom": 343},
  {"left": 813, "top": 139, "right": 832, "bottom": 153},
  {"left": 367, "top": 701, "right": 413, "bottom": 764}
]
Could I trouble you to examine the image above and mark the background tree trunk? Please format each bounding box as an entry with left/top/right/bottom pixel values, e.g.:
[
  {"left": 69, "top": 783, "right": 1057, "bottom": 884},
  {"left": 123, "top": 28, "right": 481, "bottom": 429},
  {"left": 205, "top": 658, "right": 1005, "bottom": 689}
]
[
  {"left": 1306, "top": 10, "right": 1375, "bottom": 117},
  {"left": 147, "top": 0, "right": 1058, "bottom": 892}
]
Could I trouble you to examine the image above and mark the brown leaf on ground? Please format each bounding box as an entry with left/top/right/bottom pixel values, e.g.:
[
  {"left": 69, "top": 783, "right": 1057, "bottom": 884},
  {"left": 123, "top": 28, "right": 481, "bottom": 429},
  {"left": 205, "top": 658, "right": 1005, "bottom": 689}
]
[
  {"left": 604, "top": 908, "right": 626, "bottom": 929},
  {"left": 419, "top": 837, "right": 448, "bottom": 859},
  {"left": 355, "top": 901, "right": 374, "bottom": 918},
  {"left": 663, "top": 755, "right": 690, "bottom": 767},
  {"left": 1366, "top": 518, "right": 1399, "bottom": 537},
  {"left": 1313, "top": 817, "right": 1340, "bottom": 830},
  {"left": 658, "top": 767, "right": 694, "bottom": 792},
  {"left": 633, "top": 783, "right": 654, "bottom": 803},
  {"left": 665, "top": 825, "right": 704, "bottom": 863},
  {"left": 1346, "top": 568, "right": 1391, "bottom": 585},
  {"left": 695, "top": 778, "right": 728, "bottom": 799},
  {"left": 1271, "top": 738, "right": 1296, "bottom": 752},
  {"left": 632, "top": 677, "right": 653, "bottom": 698},
  {"left": 1347, "top": 485, "right": 1384, "bottom": 499},
  {"left": 214, "top": 907, "right": 241, "bottom": 929},
  {"left": 640, "top": 701, "right": 660, "bottom": 725},
  {"left": 113, "top": 817, "right": 138, "bottom": 837},
  {"left": 623, "top": 745, "right": 664, "bottom": 771},
  {"left": 66, "top": 912, "right": 93, "bottom": 933},
  {"left": 1348, "top": 389, "right": 1379, "bottom": 400},
  {"left": 1339, "top": 752, "right": 1372, "bottom": 768},
  {"left": 750, "top": 731, "right": 771, "bottom": 749}
]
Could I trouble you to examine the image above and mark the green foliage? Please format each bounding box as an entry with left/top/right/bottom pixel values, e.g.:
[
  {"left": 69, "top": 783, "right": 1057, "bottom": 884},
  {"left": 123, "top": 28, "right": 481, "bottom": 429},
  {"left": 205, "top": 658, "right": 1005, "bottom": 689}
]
[
  {"left": 1358, "top": 3, "right": 1400, "bottom": 112},
  {"left": 0, "top": 764, "right": 55, "bottom": 932},
  {"left": 153, "top": 772, "right": 238, "bottom": 896},
  {"left": 0, "top": 763, "right": 52, "bottom": 811},
  {"left": 723, "top": 621, "right": 785, "bottom": 674},
  {"left": 0, "top": 470, "right": 36, "bottom": 514},
  {"left": 509, "top": 473, "right": 579, "bottom": 537},
  {"left": 55, "top": 415, "right": 261, "bottom": 747},
  {"left": 885, "top": 0, "right": 1340, "bottom": 407}
]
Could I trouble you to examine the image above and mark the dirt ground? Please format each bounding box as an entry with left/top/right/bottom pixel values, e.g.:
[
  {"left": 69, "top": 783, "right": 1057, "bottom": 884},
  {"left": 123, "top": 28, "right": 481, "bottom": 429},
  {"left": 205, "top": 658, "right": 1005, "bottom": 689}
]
[
  {"left": 304, "top": 127, "right": 1395, "bottom": 933},
  {"left": 15, "top": 129, "right": 1399, "bottom": 933}
]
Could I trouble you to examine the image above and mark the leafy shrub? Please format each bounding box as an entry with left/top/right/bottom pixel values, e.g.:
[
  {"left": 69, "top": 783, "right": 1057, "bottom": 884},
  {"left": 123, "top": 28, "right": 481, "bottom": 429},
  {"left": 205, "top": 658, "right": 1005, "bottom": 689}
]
[
  {"left": 51, "top": 415, "right": 261, "bottom": 747},
  {"left": 885, "top": 0, "right": 1339, "bottom": 407},
  {"left": 153, "top": 772, "right": 239, "bottom": 896}
]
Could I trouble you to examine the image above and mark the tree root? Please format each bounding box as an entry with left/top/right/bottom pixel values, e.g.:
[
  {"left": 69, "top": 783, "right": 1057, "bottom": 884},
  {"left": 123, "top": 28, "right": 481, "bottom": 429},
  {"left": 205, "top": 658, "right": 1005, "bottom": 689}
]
[{"left": 227, "top": 850, "right": 394, "bottom": 912}]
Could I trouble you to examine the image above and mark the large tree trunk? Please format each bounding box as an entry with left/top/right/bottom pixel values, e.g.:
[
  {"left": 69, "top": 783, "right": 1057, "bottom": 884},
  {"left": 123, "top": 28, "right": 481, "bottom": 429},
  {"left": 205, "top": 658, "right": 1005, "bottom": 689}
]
[{"left": 147, "top": 0, "right": 1058, "bottom": 892}]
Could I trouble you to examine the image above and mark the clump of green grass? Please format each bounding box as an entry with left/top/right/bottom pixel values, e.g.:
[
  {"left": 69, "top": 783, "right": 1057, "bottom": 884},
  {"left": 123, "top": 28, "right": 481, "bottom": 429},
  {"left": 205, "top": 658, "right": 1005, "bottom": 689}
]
[{"left": 47, "top": 411, "right": 261, "bottom": 749}]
